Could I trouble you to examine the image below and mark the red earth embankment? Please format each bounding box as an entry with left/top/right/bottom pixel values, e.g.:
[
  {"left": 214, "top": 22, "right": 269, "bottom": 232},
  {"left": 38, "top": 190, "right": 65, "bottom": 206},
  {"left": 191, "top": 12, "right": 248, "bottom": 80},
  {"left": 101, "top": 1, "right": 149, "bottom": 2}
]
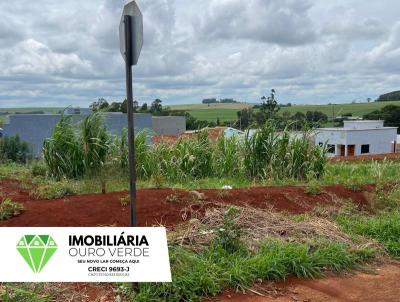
[
  {"left": 0, "top": 180, "right": 372, "bottom": 228},
  {"left": 330, "top": 152, "right": 400, "bottom": 162}
]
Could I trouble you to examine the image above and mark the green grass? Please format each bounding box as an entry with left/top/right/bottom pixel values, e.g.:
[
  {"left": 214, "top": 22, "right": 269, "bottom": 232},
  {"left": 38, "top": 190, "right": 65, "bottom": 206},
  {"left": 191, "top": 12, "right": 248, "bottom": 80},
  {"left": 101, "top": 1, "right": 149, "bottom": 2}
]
[
  {"left": 169, "top": 103, "right": 252, "bottom": 111},
  {"left": 337, "top": 211, "right": 400, "bottom": 257},
  {"left": 170, "top": 103, "right": 253, "bottom": 122},
  {"left": 126, "top": 240, "right": 373, "bottom": 301},
  {"left": 322, "top": 160, "right": 400, "bottom": 186}
]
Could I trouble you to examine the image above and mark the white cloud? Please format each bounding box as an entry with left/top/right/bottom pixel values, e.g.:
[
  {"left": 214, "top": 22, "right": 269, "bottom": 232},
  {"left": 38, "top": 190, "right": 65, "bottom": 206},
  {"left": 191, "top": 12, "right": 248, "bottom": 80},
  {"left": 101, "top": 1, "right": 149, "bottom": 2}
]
[{"left": 0, "top": 0, "right": 399, "bottom": 108}]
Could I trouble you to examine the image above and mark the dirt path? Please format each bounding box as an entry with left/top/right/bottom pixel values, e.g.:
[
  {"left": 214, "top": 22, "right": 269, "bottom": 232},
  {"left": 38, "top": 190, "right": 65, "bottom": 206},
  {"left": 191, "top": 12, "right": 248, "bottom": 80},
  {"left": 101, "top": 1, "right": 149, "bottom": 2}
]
[
  {"left": 0, "top": 180, "right": 373, "bottom": 227},
  {"left": 217, "top": 263, "right": 400, "bottom": 302}
]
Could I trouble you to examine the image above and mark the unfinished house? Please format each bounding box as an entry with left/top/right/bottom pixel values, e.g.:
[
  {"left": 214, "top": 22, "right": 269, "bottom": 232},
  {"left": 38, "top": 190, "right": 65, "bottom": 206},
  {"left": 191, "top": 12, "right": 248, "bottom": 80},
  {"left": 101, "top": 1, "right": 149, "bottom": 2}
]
[{"left": 315, "top": 121, "right": 398, "bottom": 157}]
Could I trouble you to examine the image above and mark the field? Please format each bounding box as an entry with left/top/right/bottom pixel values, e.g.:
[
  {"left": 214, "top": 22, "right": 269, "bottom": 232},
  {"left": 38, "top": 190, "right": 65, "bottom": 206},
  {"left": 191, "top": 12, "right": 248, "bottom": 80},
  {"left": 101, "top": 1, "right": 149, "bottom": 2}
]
[
  {"left": 170, "top": 101, "right": 400, "bottom": 122},
  {"left": 170, "top": 103, "right": 253, "bottom": 122},
  {"left": 281, "top": 100, "right": 400, "bottom": 117}
]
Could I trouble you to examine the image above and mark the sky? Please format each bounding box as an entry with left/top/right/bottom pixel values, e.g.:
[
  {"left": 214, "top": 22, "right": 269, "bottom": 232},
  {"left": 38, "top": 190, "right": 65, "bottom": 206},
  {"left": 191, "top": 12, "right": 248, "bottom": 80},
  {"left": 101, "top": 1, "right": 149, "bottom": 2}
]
[{"left": 0, "top": 0, "right": 399, "bottom": 108}]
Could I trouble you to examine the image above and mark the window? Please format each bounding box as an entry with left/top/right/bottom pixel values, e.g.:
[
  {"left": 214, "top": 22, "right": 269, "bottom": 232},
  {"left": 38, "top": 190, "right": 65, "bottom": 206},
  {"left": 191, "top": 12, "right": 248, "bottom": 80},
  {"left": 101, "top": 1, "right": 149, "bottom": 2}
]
[
  {"left": 361, "top": 144, "right": 370, "bottom": 154},
  {"left": 319, "top": 143, "right": 335, "bottom": 154}
]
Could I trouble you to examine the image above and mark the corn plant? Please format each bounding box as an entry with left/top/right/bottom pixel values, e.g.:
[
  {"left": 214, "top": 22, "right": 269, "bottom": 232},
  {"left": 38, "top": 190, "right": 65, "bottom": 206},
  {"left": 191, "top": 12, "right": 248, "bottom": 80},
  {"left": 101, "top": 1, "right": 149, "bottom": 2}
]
[
  {"left": 214, "top": 136, "right": 241, "bottom": 177},
  {"left": 80, "top": 113, "right": 108, "bottom": 174},
  {"left": 43, "top": 113, "right": 109, "bottom": 179},
  {"left": 43, "top": 115, "right": 84, "bottom": 179}
]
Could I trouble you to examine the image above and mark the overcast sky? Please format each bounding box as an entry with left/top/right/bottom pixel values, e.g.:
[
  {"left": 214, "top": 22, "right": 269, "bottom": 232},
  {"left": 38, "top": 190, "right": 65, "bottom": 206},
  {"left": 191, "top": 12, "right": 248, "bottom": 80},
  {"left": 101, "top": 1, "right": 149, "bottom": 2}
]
[{"left": 0, "top": 0, "right": 399, "bottom": 108}]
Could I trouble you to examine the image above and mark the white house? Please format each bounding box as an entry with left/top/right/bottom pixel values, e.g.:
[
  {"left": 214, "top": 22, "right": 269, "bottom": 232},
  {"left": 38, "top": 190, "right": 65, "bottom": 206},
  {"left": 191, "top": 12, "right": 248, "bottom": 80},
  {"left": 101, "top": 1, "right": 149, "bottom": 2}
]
[{"left": 315, "top": 121, "right": 398, "bottom": 157}]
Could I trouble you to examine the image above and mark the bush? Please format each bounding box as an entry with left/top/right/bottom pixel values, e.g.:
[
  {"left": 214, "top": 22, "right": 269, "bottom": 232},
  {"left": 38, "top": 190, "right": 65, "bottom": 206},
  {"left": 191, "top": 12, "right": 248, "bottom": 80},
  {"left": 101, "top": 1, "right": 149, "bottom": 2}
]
[
  {"left": 0, "top": 135, "right": 32, "bottom": 163},
  {"left": 31, "top": 181, "right": 78, "bottom": 199},
  {"left": 31, "top": 161, "right": 47, "bottom": 177},
  {"left": 344, "top": 176, "right": 364, "bottom": 192},
  {"left": 305, "top": 179, "right": 322, "bottom": 195},
  {"left": 0, "top": 198, "right": 24, "bottom": 221},
  {"left": 214, "top": 207, "right": 243, "bottom": 253}
]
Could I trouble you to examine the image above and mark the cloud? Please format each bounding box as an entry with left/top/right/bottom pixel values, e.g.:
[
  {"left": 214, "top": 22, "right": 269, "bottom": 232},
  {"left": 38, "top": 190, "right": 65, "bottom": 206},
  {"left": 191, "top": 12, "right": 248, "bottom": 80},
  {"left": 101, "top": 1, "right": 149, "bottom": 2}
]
[
  {"left": 197, "top": 0, "right": 316, "bottom": 46},
  {"left": 0, "top": 0, "right": 399, "bottom": 108}
]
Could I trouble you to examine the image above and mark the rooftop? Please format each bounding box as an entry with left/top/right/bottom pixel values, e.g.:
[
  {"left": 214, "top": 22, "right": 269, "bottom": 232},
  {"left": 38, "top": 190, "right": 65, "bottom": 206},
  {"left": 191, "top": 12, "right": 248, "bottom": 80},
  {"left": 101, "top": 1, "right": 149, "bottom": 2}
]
[{"left": 316, "top": 127, "right": 398, "bottom": 131}]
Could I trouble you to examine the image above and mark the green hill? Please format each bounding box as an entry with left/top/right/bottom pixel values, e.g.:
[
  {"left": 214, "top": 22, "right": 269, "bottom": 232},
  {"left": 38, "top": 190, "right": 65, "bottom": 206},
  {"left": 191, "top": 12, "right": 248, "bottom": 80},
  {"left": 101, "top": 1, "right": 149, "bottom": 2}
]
[
  {"left": 170, "top": 101, "right": 400, "bottom": 122},
  {"left": 169, "top": 103, "right": 253, "bottom": 122}
]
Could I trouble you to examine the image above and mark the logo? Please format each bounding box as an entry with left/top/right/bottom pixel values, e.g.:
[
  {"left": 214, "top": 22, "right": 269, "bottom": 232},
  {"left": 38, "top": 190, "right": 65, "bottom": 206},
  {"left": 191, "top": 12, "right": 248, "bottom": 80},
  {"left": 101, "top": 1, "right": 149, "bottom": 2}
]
[{"left": 17, "top": 235, "right": 57, "bottom": 273}]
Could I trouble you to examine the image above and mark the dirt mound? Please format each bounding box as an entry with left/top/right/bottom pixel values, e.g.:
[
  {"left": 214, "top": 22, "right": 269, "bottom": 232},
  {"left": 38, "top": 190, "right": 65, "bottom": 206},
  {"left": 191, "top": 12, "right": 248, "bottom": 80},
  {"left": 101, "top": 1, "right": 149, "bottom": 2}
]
[{"left": 0, "top": 180, "right": 373, "bottom": 228}]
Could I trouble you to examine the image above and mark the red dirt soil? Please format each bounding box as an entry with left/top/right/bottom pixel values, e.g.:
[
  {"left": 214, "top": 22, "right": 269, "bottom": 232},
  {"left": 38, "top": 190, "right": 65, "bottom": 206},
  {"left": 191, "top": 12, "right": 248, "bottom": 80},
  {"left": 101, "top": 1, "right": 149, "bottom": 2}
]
[
  {"left": 0, "top": 180, "right": 372, "bottom": 228},
  {"left": 330, "top": 152, "right": 400, "bottom": 162},
  {"left": 216, "top": 263, "right": 400, "bottom": 302}
]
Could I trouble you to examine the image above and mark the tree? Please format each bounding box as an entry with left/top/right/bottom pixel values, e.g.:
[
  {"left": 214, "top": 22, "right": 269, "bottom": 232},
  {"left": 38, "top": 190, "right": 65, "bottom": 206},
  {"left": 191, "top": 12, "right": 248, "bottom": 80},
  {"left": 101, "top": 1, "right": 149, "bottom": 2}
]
[
  {"left": 292, "top": 112, "right": 306, "bottom": 130},
  {"left": 261, "top": 89, "right": 280, "bottom": 119},
  {"left": 220, "top": 98, "right": 237, "bottom": 103},
  {"left": 121, "top": 100, "right": 128, "bottom": 113},
  {"left": 140, "top": 103, "right": 148, "bottom": 112},
  {"left": 304, "top": 111, "right": 328, "bottom": 127},
  {"left": 150, "top": 99, "right": 163, "bottom": 113},
  {"left": 133, "top": 100, "right": 139, "bottom": 112},
  {"left": 202, "top": 98, "right": 218, "bottom": 105},
  {"left": 90, "top": 98, "right": 109, "bottom": 112},
  {"left": 377, "top": 90, "right": 400, "bottom": 102},
  {"left": 236, "top": 108, "right": 253, "bottom": 129},
  {"left": 364, "top": 105, "right": 400, "bottom": 133},
  {"left": 108, "top": 102, "right": 121, "bottom": 112}
]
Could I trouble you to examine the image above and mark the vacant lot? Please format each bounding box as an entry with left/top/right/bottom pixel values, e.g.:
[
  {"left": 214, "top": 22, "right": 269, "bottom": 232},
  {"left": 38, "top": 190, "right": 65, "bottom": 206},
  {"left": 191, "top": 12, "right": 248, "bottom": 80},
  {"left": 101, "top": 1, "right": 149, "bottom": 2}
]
[{"left": 1, "top": 155, "right": 400, "bottom": 301}]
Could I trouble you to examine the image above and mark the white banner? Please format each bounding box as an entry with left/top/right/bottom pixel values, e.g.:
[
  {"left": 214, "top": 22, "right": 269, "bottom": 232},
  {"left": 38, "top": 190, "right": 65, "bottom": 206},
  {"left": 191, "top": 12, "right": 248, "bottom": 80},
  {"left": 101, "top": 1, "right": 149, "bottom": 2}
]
[{"left": 0, "top": 227, "right": 171, "bottom": 282}]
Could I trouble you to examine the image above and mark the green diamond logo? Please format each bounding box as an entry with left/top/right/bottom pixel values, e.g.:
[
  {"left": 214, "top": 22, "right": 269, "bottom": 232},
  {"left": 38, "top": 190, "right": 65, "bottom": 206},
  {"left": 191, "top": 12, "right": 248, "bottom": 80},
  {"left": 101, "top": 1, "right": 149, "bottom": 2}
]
[{"left": 17, "top": 235, "right": 57, "bottom": 273}]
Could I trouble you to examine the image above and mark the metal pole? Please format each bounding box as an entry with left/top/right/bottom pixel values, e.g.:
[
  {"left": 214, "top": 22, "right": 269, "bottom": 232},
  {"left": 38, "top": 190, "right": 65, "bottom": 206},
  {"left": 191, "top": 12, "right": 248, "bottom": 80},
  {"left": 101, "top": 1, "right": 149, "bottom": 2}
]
[{"left": 124, "top": 15, "right": 137, "bottom": 227}]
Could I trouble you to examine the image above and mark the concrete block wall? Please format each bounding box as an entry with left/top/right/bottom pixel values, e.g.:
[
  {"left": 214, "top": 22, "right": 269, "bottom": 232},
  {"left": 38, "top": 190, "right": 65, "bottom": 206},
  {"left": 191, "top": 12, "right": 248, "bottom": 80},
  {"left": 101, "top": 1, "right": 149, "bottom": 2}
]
[
  {"left": 2, "top": 113, "right": 153, "bottom": 155},
  {"left": 152, "top": 116, "right": 186, "bottom": 135}
]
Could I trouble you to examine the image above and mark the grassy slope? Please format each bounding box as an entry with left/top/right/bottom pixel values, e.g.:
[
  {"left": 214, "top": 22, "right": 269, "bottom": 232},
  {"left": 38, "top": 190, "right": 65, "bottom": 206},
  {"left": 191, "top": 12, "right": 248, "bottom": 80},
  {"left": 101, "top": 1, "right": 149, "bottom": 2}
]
[
  {"left": 280, "top": 101, "right": 400, "bottom": 117},
  {"left": 170, "top": 101, "right": 400, "bottom": 122},
  {"left": 170, "top": 103, "right": 253, "bottom": 122}
]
